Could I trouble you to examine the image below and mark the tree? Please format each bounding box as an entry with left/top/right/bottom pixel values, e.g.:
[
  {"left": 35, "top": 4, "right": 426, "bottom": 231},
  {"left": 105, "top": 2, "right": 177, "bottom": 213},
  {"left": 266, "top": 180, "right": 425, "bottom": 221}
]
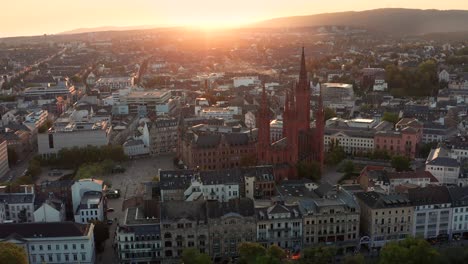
[
  {"left": 297, "top": 161, "right": 321, "bottom": 182},
  {"left": 299, "top": 246, "right": 336, "bottom": 264},
  {"left": 181, "top": 248, "right": 211, "bottom": 264},
  {"left": 325, "top": 142, "right": 346, "bottom": 165},
  {"left": 0, "top": 242, "right": 28, "bottom": 264},
  {"left": 344, "top": 254, "right": 365, "bottom": 264},
  {"left": 7, "top": 148, "right": 18, "bottom": 166},
  {"left": 436, "top": 246, "right": 468, "bottom": 264},
  {"left": 238, "top": 242, "right": 266, "bottom": 264},
  {"left": 343, "top": 160, "right": 355, "bottom": 176},
  {"left": 27, "top": 159, "right": 42, "bottom": 179},
  {"left": 92, "top": 221, "right": 110, "bottom": 252},
  {"left": 382, "top": 112, "right": 399, "bottom": 125},
  {"left": 391, "top": 155, "right": 411, "bottom": 172},
  {"left": 324, "top": 107, "right": 337, "bottom": 122},
  {"left": 266, "top": 245, "right": 286, "bottom": 261},
  {"left": 379, "top": 237, "right": 439, "bottom": 264}
]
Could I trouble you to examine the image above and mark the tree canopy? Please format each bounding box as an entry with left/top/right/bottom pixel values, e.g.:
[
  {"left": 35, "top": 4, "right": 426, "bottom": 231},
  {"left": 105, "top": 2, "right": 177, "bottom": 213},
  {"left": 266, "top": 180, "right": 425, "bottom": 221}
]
[
  {"left": 181, "top": 248, "right": 211, "bottom": 264},
  {"left": 238, "top": 243, "right": 287, "bottom": 264},
  {"left": 385, "top": 60, "right": 438, "bottom": 97},
  {"left": 297, "top": 160, "right": 321, "bottom": 182},
  {"left": 391, "top": 155, "right": 411, "bottom": 172},
  {"left": 382, "top": 112, "right": 399, "bottom": 125},
  {"left": 299, "top": 246, "right": 336, "bottom": 264},
  {"left": 379, "top": 237, "right": 439, "bottom": 264},
  {"left": 0, "top": 242, "right": 28, "bottom": 264}
]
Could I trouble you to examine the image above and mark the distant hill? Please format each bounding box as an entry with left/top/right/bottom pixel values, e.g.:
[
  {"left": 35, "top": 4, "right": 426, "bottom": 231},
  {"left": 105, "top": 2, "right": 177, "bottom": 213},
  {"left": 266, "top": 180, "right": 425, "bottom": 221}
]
[
  {"left": 253, "top": 8, "right": 468, "bottom": 35},
  {"left": 58, "top": 25, "right": 160, "bottom": 35}
]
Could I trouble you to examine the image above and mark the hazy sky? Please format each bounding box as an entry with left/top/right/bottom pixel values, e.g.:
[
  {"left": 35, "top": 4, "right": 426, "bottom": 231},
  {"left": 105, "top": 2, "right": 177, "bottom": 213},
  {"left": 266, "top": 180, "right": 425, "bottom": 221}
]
[{"left": 1, "top": 0, "right": 468, "bottom": 37}]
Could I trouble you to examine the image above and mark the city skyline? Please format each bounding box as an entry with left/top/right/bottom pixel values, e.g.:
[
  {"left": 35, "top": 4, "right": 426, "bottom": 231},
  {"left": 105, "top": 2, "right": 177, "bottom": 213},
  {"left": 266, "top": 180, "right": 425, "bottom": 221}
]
[{"left": 2, "top": 0, "right": 468, "bottom": 37}]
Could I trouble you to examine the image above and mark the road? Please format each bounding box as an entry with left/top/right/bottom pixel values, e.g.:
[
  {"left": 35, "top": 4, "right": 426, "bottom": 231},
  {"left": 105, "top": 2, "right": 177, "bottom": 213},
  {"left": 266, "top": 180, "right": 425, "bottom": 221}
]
[
  {"left": 321, "top": 165, "right": 344, "bottom": 185},
  {"left": 1, "top": 151, "right": 35, "bottom": 183},
  {"left": 96, "top": 154, "right": 176, "bottom": 264}
]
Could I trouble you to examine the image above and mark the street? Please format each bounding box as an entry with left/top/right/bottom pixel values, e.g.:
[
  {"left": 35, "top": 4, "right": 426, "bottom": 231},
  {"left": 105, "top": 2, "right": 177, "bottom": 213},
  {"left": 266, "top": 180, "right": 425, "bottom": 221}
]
[{"left": 96, "top": 154, "right": 176, "bottom": 264}]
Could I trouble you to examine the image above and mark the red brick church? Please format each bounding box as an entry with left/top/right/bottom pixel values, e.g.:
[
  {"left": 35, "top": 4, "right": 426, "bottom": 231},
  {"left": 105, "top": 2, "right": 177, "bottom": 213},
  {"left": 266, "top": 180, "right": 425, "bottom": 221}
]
[{"left": 257, "top": 48, "right": 325, "bottom": 181}]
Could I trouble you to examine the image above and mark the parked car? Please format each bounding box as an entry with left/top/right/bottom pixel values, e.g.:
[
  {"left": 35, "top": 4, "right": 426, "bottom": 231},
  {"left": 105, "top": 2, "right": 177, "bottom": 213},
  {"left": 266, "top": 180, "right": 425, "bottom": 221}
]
[
  {"left": 107, "top": 219, "right": 114, "bottom": 225},
  {"left": 106, "top": 208, "right": 115, "bottom": 212}
]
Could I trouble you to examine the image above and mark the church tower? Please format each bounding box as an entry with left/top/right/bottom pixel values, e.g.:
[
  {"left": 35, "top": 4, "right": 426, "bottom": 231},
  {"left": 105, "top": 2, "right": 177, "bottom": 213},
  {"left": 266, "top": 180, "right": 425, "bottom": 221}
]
[
  {"left": 257, "top": 84, "right": 270, "bottom": 162},
  {"left": 295, "top": 47, "right": 311, "bottom": 132}
]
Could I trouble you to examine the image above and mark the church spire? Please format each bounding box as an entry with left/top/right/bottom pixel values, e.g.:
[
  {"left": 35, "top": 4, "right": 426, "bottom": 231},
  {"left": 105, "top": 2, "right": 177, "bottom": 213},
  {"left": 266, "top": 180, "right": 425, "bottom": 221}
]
[{"left": 299, "top": 46, "right": 307, "bottom": 84}]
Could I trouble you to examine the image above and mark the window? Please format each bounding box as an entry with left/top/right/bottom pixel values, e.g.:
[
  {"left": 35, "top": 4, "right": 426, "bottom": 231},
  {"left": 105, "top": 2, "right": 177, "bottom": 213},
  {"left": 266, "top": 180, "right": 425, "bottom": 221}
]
[
  {"left": 72, "top": 244, "right": 76, "bottom": 250},
  {"left": 48, "top": 245, "right": 51, "bottom": 250},
  {"left": 56, "top": 245, "right": 59, "bottom": 250},
  {"left": 73, "top": 254, "right": 78, "bottom": 261},
  {"left": 81, "top": 253, "right": 86, "bottom": 261},
  {"left": 81, "top": 244, "right": 84, "bottom": 250},
  {"left": 39, "top": 245, "right": 43, "bottom": 251}
]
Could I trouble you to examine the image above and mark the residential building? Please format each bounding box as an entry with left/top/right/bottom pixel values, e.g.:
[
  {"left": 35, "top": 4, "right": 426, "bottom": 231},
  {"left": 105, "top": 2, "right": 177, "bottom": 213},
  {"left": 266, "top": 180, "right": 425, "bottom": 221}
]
[
  {"left": 33, "top": 198, "right": 66, "bottom": 223},
  {"left": 71, "top": 179, "right": 105, "bottom": 224},
  {"left": 355, "top": 192, "right": 414, "bottom": 248},
  {"left": 0, "top": 222, "right": 95, "bottom": 264},
  {"left": 23, "top": 110, "right": 48, "bottom": 131},
  {"left": 95, "top": 76, "right": 134, "bottom": 90},
  {"left": 408, "top": 186, "right": 452, "bottom": 239},
  {"left": 160, "top": 201, "right": 209, "bottom": 261},
  {"left": 255, "top": 202, "right": 302, "bottom": 250},
  {"left": 116, "top": 206, "right": 162, "bottom": 263},
  {"left": 422, "top": 123, "right": 458, "bottom": 144},
  {"left": 321, "top": 83, "right": 355, "bottom": 110},
  {"left": 374, "top": 119, "right": 423, "bottom": 159},
  {"left": 448, "top": 186, "right": 468, "bottom": 239},
  {"left": 243, "top": 165, "right": 276, "bottom": 199},
  {"left": 206, "top": 199, "right": 256, "bottom": 259},
  {"left": 0, "top": 185, "right": 35, "bottom": 223},
  {"left": 298, "top": 185, "right": 360, "bottom": 251},
  {"left": 149, "top": 118, "right": 178, "bottom": 155},
  {"left": 425, "top": 147, "right": 460, "bottom": 185}
]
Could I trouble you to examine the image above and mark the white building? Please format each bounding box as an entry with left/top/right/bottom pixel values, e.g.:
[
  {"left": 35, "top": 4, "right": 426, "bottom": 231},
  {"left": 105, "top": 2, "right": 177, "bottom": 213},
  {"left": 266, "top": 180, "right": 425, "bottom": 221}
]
[
  {"left": 123, "top": 139, "right": 150, "bottom": 157},
  {"left": 409, "top": 186, "right": 452, "bottom": 239},
  {"left": 0, "top": 222, "right": 95, "bottom": 264},
  {"left": 439, "top": 69, "right": 450, "bottom": 83},
  {"left": 373, "top": 79, "right": 388, "bottom": 91},
  {"left": 195, "top": 106, "right": 240, "bottom": 120},
  {"left": 425, "top": 147, "right": 460, "bottom": 185},
  {"left": 71, "top": 179, "right": 105, "bottom": 224},
  {"left": 448, "top": 187, "right": 468, "bottom": 238},
  {"left": 233, "top": 76, "right": 259, "bottom": 88},
  {"left": 38, "top": 121, "right": 110, "bottom": 157},
  {"left": 33, "top": 199, "right": 66, "bottom": 223},
  {"left": 95, "top": 76, "right": 134, "bottom": 90},
  {"left": 0, "top": 185, "right": 35, "bottom": 223},
  {"left": 23, "top": 110, "right": 48, "bottom": 131},
  {"left": 184, "top": 171, "right": 242, "bottom": 202}
]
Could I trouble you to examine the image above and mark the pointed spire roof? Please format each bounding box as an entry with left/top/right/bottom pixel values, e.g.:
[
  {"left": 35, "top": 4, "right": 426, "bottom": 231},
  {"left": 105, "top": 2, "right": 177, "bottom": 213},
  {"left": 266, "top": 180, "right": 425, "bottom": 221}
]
[{"left": 299, "top": 47, "right": 307, "bottom": 82}]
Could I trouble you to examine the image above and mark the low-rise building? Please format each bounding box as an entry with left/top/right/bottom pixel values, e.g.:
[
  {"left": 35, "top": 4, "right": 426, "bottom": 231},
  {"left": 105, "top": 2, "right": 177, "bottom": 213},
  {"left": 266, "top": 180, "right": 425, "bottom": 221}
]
[
  {"left": 0, "top": 222, "right": 95, "bottom": 264},
  {"left": 355, "top": 192, "right": 414, "bottom": 248},
  {"left": 38, "top": 121, "right": 110, "bottom": 157},
  {"left": 0, "top": 139, "right": 9, "bottom": 179},
  {"left": 426, "top": 147, "right": 460, "bottom": 185},
  {"left": 71, "top": 179, "right": 105, "bottom": 224},
  {"left": 33, "top": 198, "right": 66, "bottom": 223}
]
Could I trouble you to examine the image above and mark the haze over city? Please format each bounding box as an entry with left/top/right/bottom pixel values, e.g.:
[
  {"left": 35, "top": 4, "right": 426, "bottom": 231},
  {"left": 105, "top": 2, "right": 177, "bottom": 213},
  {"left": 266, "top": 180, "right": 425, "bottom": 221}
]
[
  {"left": 1, "top": 0, "right": 468, "bottom": 37},
  {"left": 2, "top": 1, "right": 468, "bottom": 264}
]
